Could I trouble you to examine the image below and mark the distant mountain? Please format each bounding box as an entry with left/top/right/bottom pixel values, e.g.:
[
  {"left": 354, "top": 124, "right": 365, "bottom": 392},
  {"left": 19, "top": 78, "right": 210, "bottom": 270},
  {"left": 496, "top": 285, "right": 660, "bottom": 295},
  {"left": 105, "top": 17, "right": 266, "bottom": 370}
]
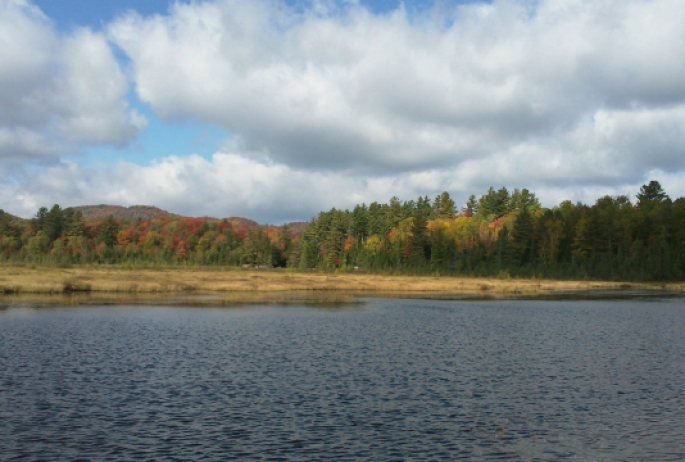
[
  {"left": 0, "top": 209, "right": 24, "bottom": 222},
  {"left": 284, "top": 222, "right": 309, "bottom": 235},
  {"left": 70, "top": 205, "right": 298, "bottom": 231},
  {"left": 225, "top": 216, "right": 260, "bottom": 229},
  {"left": 72, "top": 205, "right": 177, "bottom": 221}
]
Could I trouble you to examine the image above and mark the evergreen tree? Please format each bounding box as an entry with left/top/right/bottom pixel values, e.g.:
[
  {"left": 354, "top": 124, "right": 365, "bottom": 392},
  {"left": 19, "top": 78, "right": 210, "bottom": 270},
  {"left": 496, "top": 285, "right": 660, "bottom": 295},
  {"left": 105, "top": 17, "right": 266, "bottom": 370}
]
[
  {"left": 297, "top": 220, "right": 320, "bottom": 269},
  {"left": 351, "top": 204, "right": 369, "bottom": 243},
  {"left": 388, "top": 196, "right": 404, "bottom": 228},
  {"left": 637, "top": 180, "right": 668, "bottom": 206},
  {"left": 325, "top": 227, "right": 343, "bottom": 268},
  {"left": 416, "top": 195, "right": 432, "bottom": 216},
  {"left": 509, "top": 188, "right": 539, "bottom": 213},
  {"left": 407, "top": 211, "right": 428, "bottom": 267},
  {"left": 435, "top": 192, "right": 456, "bottom": 219},
  {"left": 45, "top": 204, "right": 65, "bottom": 243},
  {"left": 32, "top": 207, "right": 48, "bottom": 233},
  {"left": 496, "top": 187, "right": 510, "bottom": 216},
  {"left": 572, "top": 208, "right": 598, "bottom": 263},
  {"left": 478, "top": 187, "right": 510, "bottom": 218},
  {"left": 464, "top": 195, "right": 478, "bottom": 214},
  {"left": 99, "top": 215, "right": 120, "bottom": 248},
  {"left": 277, "top": 224, "right": 292, "bottom": 267},
  {"left": 512, "top": 207, "right": 534, "bottom": 265},
  {"left": 429, "top": 225, "right": 455, "bottom": 271},
  {"left": 66, "top": 209, "right": 86, "bottom": 237},
  {"left": 496, "top": 225, "right": 510, "bottom": 270}
]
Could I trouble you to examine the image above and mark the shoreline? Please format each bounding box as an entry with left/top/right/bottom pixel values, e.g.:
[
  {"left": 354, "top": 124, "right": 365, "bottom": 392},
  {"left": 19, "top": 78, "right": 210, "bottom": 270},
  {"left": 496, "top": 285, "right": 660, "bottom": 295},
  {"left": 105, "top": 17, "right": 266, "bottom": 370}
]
[{"left": 1, "top": 266, "right": 683, "bottom": 298}]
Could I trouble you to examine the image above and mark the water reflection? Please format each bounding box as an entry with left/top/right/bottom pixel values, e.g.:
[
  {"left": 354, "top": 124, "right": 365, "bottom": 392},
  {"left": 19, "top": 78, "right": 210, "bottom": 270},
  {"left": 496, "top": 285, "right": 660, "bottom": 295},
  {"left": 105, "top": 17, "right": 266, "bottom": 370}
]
[
  {"left": 0, "top": 291, "right": 367, "bottom": 310},
  {"left": 1, "top": 288, "right": 682, "bottom": 310}
]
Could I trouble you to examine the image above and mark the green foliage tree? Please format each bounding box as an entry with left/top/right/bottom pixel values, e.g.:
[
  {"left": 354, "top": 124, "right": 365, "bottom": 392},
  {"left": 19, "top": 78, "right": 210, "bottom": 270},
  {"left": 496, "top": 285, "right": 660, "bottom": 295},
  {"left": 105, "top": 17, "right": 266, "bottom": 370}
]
[
  {"left": 27, "top": 231, "right": 50, "bottom": 259},
  {"left": 277, "top": 224, "right": 293, "bottom": 267},
  {"left": 434, "top": 192, "right": 456, "bottom": 219},
  {"left": 45, "top": 204, "right": 65, "bottom": 243},
  {"left": 6, "top": 180, "right": 685, "bottom": 281},
  {"left": 637, "top": 180, "right": 668, "bottom": 206},
  {"left": 99, "top": 215, "right": 120, "bottom": 248},
  {"left": 406, "top": 211, "right": 428, "bottom": 267},
  {"left": 510, "top": 188, "right": 539, "bottom": 213},
  {"left": 351, "top": 204, "right": 369, "bottom": 244},
  {"left": 511, "top": 207, "right": 534, "bottom": 265},
  {"left": 464, "top": 195, "right": 478, "bottom": 214},
  {"left": 32, "top": 207, "right": 48, "bottom": 233},
  {"left": 478, "top": 187, "right": 511, "bottom": 218}
]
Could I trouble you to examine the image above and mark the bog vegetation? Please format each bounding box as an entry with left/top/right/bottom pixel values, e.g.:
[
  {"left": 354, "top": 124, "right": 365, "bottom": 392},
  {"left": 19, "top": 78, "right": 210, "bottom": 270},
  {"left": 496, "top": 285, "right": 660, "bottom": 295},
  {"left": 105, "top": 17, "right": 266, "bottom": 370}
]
[{"left": 1, "top": 180, "right": 683, "bottom": 281}]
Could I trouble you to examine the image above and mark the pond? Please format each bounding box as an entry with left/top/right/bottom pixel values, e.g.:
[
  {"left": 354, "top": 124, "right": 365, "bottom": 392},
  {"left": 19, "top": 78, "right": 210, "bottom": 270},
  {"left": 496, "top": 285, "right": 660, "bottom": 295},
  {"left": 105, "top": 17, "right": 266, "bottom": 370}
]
[{"left": 1, "top": 296, "right": 684, "bottom": 461}]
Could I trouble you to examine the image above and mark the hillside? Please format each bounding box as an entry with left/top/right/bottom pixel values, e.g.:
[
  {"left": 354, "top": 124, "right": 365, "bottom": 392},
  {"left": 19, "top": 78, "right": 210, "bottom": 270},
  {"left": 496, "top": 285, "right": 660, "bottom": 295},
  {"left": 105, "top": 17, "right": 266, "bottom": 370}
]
[
  {"left": 0, "top": 209, "right": 25, "bottom": 222},
  {"left": 284, "top": 222, "right": 309, "bottom": 235},
  {"left": 73, "top": 205, "right": 176, "bottom": 221},
  {"left": 0, "top": 202, "right": 307, "bottom": 267},
  {"left": 70, "top": 205, "right": 298, "bottom": 231}
]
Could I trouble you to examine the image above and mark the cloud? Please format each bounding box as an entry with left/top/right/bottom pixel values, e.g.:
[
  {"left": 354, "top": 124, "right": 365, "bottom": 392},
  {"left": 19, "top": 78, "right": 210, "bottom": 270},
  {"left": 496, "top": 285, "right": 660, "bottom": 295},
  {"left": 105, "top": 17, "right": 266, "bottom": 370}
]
[
  {"left": 4, "top": 0, "right": 685, "bottom": 222},
  {"left": 4, "top": 152, "right": 390, "bottom": 222},
  {"left": 0, "top": 0, "right": 146, "bottom": 166},
  {"left": 5, "top": 150, "right": 685, "bottom": 224},
  {"left": 106, "top": 0, "right": 685, "bottom": 192}
]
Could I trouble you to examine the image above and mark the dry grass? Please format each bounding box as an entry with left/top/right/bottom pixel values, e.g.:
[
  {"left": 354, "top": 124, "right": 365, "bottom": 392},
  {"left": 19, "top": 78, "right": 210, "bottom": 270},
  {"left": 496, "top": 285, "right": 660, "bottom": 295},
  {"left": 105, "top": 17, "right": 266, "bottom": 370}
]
[{"left": 0, "top": 265, "right": 682, "bottom": 297}]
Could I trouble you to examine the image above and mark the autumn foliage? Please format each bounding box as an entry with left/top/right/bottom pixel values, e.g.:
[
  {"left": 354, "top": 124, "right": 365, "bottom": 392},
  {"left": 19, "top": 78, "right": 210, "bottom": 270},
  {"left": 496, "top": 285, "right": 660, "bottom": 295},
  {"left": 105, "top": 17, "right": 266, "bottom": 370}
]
[
  {"left": 2, "top": 181, "right": 684, "bottom": 281},
  {"left": 0, "top": 206, "right": 300, "bottom": 268},
  {"left": 292, "top": 181, "right": 685, "bottom": 281}
]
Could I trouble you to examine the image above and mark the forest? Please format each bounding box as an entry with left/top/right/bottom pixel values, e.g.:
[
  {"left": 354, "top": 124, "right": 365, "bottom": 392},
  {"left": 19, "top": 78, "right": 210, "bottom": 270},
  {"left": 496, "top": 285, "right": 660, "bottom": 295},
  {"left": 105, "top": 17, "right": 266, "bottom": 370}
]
[{"left": 0, "top": 180, "right": 683, "bottom": 281}]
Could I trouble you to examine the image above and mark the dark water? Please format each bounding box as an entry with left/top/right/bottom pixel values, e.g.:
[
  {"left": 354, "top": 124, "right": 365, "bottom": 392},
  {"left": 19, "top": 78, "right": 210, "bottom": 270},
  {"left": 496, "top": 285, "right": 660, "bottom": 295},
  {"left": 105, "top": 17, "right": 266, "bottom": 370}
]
[{"left": 1, "top": 298, "right": 684, "bottom": 461}]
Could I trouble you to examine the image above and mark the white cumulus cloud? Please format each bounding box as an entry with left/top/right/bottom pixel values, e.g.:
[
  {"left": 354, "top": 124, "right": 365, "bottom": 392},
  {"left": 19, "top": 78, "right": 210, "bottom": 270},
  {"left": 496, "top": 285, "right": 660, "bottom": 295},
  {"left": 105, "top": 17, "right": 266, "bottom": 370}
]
[
  {"left": 0, "top": 0, "right": 146, "bottom": 165},
  {"left": 4, "top": 0, "right": 685, "bottom": 221},
  {"left": 5, "top": 150, "right": 684, "bottom": 223},
  {"left": 106, "top": 0, "right": 685, "bottom": 184}
]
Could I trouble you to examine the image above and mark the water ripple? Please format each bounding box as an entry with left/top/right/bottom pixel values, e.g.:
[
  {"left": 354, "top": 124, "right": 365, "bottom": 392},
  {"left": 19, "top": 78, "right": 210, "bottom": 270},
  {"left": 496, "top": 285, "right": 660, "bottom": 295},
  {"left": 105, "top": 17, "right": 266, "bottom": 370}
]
[{"left": 1, "top": 299, "right": 684, "bottom": 460}]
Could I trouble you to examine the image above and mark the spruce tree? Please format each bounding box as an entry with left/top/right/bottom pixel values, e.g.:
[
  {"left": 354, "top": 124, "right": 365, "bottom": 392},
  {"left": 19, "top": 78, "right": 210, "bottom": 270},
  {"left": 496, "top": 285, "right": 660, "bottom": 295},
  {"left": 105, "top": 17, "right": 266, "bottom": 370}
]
[{"left": 99, "top": 215, "right": 120, "bottom": 248}]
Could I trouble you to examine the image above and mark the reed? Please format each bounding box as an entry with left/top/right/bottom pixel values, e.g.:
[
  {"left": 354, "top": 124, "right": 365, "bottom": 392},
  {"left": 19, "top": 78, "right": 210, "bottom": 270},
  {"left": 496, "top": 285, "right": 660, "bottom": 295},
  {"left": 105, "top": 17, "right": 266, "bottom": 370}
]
[{"left": 0, "top": 265, "right": 682, "bottom": 296}]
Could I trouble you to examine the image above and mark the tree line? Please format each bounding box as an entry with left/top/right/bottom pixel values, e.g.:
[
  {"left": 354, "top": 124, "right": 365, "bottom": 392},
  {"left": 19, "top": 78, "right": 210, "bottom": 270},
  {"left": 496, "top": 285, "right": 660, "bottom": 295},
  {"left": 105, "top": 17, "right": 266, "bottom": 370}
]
[
  {"left": 0, "top": 208, "right": 294, "bottom": 268},
  {"left": 291, "top": 181, "right": 685, "bottom": 281},
  {"left": 0, "top": 180, "right": 683, "bottom": 281}
]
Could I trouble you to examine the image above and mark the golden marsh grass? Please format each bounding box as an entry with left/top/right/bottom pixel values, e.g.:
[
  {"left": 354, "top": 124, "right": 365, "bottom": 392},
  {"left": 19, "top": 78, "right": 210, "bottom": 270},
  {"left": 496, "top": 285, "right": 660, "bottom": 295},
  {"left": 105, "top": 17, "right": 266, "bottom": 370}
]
[{"left": 0, "top": 265, "right": 682, "bottom": 298}]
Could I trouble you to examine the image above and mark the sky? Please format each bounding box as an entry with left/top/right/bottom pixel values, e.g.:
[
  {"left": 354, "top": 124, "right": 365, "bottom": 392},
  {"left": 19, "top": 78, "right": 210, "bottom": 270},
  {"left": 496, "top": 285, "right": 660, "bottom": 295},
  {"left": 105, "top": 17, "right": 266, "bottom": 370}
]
[{"left": 2, "top": 0, "right": 685, "bottom": 223}]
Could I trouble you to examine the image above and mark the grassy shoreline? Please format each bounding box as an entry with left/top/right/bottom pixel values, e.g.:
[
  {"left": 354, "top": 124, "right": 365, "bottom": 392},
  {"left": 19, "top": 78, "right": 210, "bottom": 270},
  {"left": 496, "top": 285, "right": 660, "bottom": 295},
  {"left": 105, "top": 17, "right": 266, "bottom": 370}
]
[{"left": 1, "top": 265, "right": 683, "bottom": 298}]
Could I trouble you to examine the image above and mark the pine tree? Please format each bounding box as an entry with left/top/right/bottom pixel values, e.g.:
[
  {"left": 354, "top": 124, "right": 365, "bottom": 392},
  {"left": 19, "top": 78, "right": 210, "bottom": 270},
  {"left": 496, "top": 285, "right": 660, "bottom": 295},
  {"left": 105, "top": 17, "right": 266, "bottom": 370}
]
[
  {"left": 32, "top": 207, "right": 48, "bottom": 233},
  {"left": 407, "top": 211, "right": 428, "bottom": 267},
  {"left": 464, "top": 195, "right": 478, "bottom": 214},
  {"left": 512, "top": 207, "right": 534, "bottom": 265},
  {"left": 99, "top": 215, "right": 120, "bottom": 248},
  {"left": 45, "top": 204, "right": 65, "bottom": 243},
  {"left": 325, "top": 227, "right": 343, "bottom": 268},
  {"left": 637, "top": 180, "right": 668, "bottom": 206},
  {"left": 436, "top": 192, "right": 455, "bottom": 219},
  {"left": 351, "top": 204, "right": 369, "bottom": 243}
]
